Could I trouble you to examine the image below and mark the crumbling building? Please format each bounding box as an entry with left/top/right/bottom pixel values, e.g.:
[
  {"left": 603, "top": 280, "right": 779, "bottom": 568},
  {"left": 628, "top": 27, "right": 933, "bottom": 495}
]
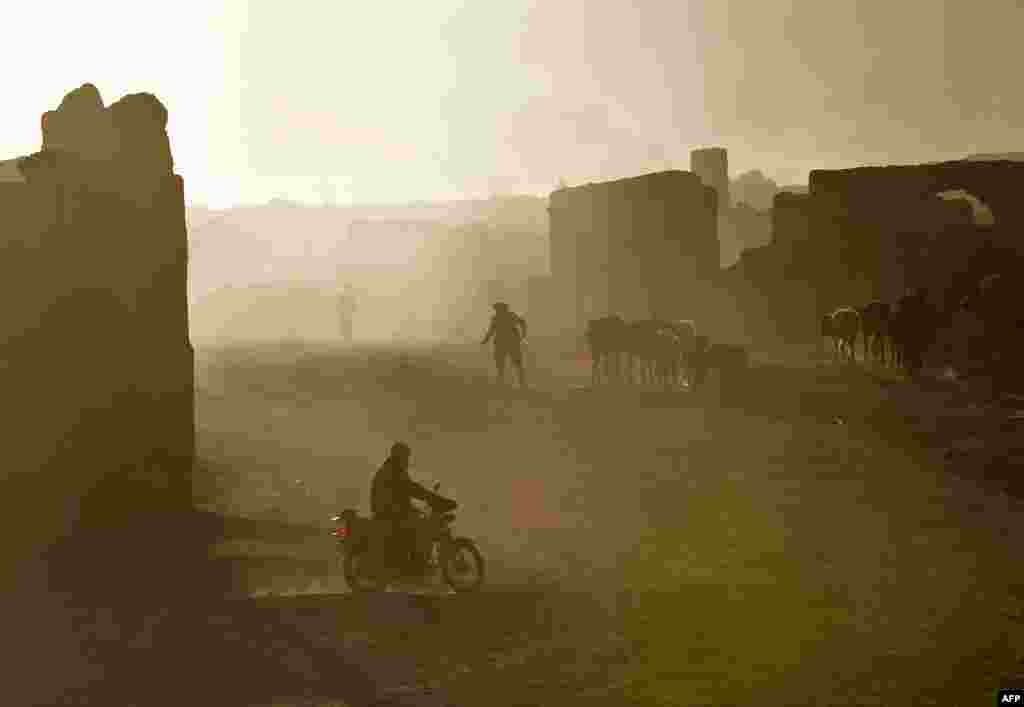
[
  {"left": 721, "top": 158, "right": 1024, "bottom": 343},
  {"left": 548, "top": 170, "right": 718, "bottom": 330},
  {"left": 1, "top": 84, "right": 194, "bottom": 533},
  {"left": 806, "top": 160, "right": 1024, "bottom": 307},
  {"left": 0, "top": 83, "right": 197, "bottom": 704},
  {"left": 690, "top": 147, "right": 730, "bottom": 211}
]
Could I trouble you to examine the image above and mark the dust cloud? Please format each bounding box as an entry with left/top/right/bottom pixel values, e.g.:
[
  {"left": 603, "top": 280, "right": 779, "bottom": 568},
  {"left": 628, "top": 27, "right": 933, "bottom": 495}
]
[
  {"left": 194, "top": 338, "right": 1024, "bottom": 705},
  {"left": 186, "top": 199, "right": 547, "bottom": 349}
]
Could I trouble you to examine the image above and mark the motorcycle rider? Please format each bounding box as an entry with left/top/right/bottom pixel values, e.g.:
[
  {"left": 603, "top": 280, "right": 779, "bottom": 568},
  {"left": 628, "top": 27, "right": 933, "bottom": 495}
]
[{"left": 370, "top": 442, "right": 451, "bottom": 577}]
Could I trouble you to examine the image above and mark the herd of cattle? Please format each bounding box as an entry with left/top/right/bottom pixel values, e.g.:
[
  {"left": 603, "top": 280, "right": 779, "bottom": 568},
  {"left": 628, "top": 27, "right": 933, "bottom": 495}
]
[
  {"left": 582, "top": 270, "right": 1020, "bottom": 395},
  {"left": 820, "top": 290, "right": 934, "bottom": 372},
  {"left": 821, "top": 272, "right": 1021, "bottom": 387},
  {"left": 584, "top": 316, "right": 747, "bottom": 390}
]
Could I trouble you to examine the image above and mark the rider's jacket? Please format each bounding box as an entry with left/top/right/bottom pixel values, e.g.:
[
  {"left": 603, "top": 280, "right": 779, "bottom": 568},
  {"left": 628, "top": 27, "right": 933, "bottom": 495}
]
[{"left": 371, "top": 457, "right": 434, "bottom": 520}]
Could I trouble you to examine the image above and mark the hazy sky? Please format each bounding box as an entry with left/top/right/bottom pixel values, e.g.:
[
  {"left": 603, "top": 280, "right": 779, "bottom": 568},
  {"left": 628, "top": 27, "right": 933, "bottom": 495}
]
[{"left": 3, "top": 0, "right": 1020, "bottom": 206}]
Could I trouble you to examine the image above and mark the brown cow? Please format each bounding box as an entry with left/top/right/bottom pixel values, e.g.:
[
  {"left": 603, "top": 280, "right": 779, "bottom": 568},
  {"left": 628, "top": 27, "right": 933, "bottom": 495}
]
[
  {"left": 824, "top": 307, "right": 861, "bottom": 364},
  {"left": 858, "top": 300, "right": 892, "bottom": 366},
  {"left": 585, "top": 315, "right": 629, "bottom": 385},
  {"left": 665, "top": 319, "right": 698, "bottom": 386},
  {"left": 891, "top": 289, "right": 936, "bottom": 376},
  {"left": 960, "top": 273, "right": 1024, "bottom": 395}
]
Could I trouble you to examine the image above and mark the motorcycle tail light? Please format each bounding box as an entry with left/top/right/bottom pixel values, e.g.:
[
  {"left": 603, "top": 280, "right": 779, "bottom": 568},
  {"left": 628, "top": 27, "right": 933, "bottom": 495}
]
[{"left": 332, "top": 527, "right": 348, "bottom": 538}]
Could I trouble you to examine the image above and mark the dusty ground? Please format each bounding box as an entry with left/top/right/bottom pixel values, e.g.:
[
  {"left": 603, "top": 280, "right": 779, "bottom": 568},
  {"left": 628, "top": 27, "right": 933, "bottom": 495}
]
[{"left": 192, "top": 338, "right": 1024, "bottom": 706}]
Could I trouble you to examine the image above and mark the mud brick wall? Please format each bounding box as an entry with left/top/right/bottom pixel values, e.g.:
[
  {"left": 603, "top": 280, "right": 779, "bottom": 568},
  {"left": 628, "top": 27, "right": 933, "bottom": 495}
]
[{"left": 0, "top": 85, "right": 195, "bottom": 595}]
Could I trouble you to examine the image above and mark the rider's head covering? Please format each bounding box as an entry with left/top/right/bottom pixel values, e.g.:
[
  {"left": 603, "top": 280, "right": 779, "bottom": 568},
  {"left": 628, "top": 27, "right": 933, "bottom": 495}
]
[
  {"left": 493, "top": 302, "right": 509, "bottom": 312},
  {"left": 390, "top": 441, "right": 411, "bottom": 460}
]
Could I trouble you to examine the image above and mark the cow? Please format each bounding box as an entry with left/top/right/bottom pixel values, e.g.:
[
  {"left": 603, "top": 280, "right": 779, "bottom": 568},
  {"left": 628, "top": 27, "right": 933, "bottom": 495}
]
[
  {"left": 858, "top": 300, "right": 892, "bottom": 366},
  {"left": 891, "top": 289, "right": 936, "bottom": 376},
  {"left": 651, "top": 326, "right": 683, "bottom": 389},
  {"left": 629, "top": 319, "right": 697, "bottom": 389},
  {"left": 585, "top": 315, "right": 629, "bottom": 385},
  {"left": 686, "top": 334, "right": 713, "bottom": 391},
  {"left": 625, "top": 319, "right": 667, "bottom": 386},
  {"left": 665, "top": 319, "right": 699, "bottom": 386},
  {"left": 960, "top": 273, "right": 1024, "bottom": 396},
  {"left": 824, "top": 307, "right": 861, "bottom": 364},
  {"left": 686, "top": 339, "right": 749, "bottom": 394}
]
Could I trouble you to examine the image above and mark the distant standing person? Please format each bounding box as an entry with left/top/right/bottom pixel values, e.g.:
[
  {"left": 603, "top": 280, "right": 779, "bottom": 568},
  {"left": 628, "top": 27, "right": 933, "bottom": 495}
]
[
  {"left": 481, "top": 302, "right": 528, "bottom": 387},
  {"left": 338, "top": 285, "right": 356, "bottom": 342}
]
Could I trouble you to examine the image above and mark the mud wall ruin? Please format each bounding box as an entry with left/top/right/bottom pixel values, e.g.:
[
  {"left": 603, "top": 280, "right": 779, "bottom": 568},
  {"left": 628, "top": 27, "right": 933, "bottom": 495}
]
[
  {"left": 807, "top": 160, "right": 1024, "bottom": 302},
  {"left": 548, "top": 170, "right": 718, "bottom": 329},
  {"left": 690, "top": 147, "right": 730, "bottom": 210},
  {"left": 0, "top": 84, "right": 195, "bottom": 594},
  {"left": 770, "top": 192, "right": 812, "bottom": 250},
  {"left": 719, "top": 158, "right": 1024, "bottom": 343}
]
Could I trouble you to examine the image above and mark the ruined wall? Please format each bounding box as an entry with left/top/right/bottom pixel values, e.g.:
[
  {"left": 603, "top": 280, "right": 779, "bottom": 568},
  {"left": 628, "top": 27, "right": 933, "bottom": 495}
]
[
  {"left": 809, "top": 160, "right": 1024, "bottom": 246},
  {"left": 717, "top": 158, "right": 1024, "bottom": 346},
  {"left": 0, "top": 84, "right": 199, "bottom": 706},
  {"left": 606, "top": 179, "right": 646, "bottom": 321},
  {"left": 719, "top": 202, "right": 773, "bottom": 267},
  {"left": 808, "top": 159, "right": 1024, "bottom": 306},
  {"left": 0, "top": 84, "right": 194, "bottom": 592},
  {"left": 731, "top": 169, "right": 779, "bottom": 211},
  {"left": 717, "top": 190, "right": 841, "bottom": 344},
  {"left": 524, "top": 275, "right": 559, "bottom": 337},
  {"left": 771, "top": 192, "right": 812, "bottom": 249},
  {"left": 549, "top": 184, "right": 605, "bottom": 327},
  {"left": 690, "top": 147, "right": 730, "bottom": 210},
  {"left": 548, "top": 170, "right": 718, "bottom": 330},
  {"left": 545, "top": 192, "right": 572, "bottom": 330}
]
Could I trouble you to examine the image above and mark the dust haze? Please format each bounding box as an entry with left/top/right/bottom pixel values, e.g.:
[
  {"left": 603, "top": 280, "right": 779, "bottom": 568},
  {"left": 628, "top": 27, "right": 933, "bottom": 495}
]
[
  {"left": 186, "top": 196, "right": 548, "bottom": 346},
  {"left": 4, "top": 1, "right": 1024, "bottom": 706}
]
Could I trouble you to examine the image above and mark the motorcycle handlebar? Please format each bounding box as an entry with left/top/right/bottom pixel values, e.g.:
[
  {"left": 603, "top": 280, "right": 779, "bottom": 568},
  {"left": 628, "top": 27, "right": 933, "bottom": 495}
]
[{"left": 426, "top": 496, "right": 458, "bottom": 513}]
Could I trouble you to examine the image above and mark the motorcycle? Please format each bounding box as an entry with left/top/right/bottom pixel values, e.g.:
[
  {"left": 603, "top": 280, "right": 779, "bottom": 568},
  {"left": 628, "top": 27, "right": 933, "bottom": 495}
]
[{"left": 331, "top": 484, "right": 485, "bottom": 593}]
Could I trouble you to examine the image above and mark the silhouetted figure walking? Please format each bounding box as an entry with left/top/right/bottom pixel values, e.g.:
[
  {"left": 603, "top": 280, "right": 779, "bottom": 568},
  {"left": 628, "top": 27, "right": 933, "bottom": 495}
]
[{"left": 481, "top": 302, "right": 527, "bottom": 387}]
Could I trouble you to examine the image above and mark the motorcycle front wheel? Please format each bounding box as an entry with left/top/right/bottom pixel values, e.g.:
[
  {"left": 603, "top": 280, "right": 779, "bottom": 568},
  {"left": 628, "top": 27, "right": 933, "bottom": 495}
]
[
  {"left": 342, "top": 545, "right": 389, "bottom": 593},
  {"left": 440, "top": 537, "right": 485, "bottom": 593}
]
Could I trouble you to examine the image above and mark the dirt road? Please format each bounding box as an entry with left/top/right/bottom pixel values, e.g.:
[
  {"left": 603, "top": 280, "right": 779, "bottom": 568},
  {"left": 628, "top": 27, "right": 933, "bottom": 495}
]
[{"left": 194, "top": 340, "right": 1024, "bottom": 706}]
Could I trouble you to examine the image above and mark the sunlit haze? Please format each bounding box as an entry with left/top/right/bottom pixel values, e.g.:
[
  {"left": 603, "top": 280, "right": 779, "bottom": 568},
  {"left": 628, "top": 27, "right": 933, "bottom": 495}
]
[
  {"left": 6, "top": 3, "right": 1024, "bottom": 704},
  {"left": 3, "top": 0, "right": 1021, "bottom": 206}
]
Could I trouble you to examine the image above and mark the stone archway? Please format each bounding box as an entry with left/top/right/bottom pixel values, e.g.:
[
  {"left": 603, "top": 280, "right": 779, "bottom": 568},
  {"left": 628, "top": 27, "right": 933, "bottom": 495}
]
[
  {"left": 810, "top": 159, "right": 1024, "bottom": 231},
  {"left": 936, "top": 189, "right": 995, "bottom": 226},
  {"left": 805, "top": 158, "right": 1024, "bottom": 307}
]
